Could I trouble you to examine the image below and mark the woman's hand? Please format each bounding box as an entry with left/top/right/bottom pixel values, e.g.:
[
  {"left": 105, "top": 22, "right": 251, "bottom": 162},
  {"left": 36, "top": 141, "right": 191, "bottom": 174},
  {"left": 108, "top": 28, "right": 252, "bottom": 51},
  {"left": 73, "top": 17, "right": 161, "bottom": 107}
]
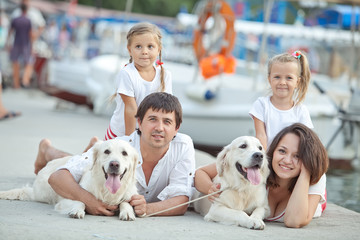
[
  {"left": 283, "top": 160, "right": 313, "bottom": 228},
  {"left": 299, "top": 162, "right": 311, "bottom": 179},
  {"left": 208, "top": 183, "right": 221, "bottom": 202}
]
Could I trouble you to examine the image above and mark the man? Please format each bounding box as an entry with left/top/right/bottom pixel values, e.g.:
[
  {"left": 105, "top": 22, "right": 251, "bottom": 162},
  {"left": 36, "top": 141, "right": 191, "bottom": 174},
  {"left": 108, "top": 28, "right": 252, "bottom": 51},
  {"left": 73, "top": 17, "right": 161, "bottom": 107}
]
[
  {"left": 11, "top": 0, "right": 45, "bottom": 41},
  {"left": 6, "top": 3, "right": 32, "bottom": 88},
  {"left": 10, "top": 0, "right": 45, "bottom": 88},
  {"left": 36, "top": 92, "right": 195, "bottom": 217}
]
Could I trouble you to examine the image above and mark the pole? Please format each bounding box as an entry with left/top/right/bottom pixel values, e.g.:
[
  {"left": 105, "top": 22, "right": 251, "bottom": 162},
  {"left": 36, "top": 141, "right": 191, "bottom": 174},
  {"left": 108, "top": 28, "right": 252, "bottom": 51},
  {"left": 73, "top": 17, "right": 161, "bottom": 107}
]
[
  {"left": 253, "top": 0, "right": 274, "bottom": 91},
  {"left": 349, "top": 3, "right": 356, "bottom": 90}
]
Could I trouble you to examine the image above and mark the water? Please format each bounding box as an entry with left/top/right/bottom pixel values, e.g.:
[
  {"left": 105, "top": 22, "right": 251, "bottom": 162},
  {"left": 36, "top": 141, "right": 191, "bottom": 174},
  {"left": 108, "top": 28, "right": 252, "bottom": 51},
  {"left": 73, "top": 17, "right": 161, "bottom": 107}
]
[{"left": 327, "top": 169, "right": 360, "bottom": 213}]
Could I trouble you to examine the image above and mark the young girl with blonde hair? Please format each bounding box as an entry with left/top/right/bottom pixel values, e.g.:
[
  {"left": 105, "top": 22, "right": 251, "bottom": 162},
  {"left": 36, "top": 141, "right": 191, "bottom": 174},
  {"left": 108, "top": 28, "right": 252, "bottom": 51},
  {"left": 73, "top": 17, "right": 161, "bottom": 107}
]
[
  {"left": 105, "top": 22, "right": 172, "bottom": 139},
  {"left": 249, "top": 50, "right": 312, "bottom": 149}
]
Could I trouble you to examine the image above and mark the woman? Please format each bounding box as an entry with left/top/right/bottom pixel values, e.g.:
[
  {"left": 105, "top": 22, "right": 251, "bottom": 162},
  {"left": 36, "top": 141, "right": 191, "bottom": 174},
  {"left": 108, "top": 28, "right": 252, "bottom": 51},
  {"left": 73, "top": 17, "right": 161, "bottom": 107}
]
[{"left": 194, "top": 123, "right": 329, "bottom": 228}]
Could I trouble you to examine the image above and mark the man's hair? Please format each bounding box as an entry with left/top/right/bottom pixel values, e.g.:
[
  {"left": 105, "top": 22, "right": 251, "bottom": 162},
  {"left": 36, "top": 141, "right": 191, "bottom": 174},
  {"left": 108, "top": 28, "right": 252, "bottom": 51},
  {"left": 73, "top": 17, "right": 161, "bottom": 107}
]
[{"left": 135, "top": 92, "right": 182, "bottom": 134}]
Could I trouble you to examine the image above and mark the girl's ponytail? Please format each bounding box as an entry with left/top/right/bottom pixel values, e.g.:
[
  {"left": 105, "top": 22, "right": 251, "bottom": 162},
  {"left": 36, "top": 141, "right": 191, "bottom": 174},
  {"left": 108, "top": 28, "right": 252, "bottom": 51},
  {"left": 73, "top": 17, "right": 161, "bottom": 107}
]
[
  {"left": 295, "top": 51, "right": 311, "bottom": 105},
  {"left": 158, "top": 51, "right": 165, "bottom": 92}
]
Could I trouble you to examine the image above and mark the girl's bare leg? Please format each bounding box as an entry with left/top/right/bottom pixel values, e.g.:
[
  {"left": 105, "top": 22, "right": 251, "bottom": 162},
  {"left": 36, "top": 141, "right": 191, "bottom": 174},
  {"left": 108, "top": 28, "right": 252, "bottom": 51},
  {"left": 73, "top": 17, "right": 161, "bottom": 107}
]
[
  {"left": 83, "top": 136, "right": 99, "bottom": 152},
  {"left": 34, "top": 139, "right": 70, "bottom": 174}
]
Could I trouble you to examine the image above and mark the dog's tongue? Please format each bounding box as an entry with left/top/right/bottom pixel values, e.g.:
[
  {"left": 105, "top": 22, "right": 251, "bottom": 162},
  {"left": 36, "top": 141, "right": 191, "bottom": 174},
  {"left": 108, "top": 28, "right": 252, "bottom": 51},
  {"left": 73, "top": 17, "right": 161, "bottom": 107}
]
[
  {"left": 105, "top": 174, "right": 121, "bottom": 194},
  {"left": 247, "top": 167, "right": 261, "bottom": 185}
]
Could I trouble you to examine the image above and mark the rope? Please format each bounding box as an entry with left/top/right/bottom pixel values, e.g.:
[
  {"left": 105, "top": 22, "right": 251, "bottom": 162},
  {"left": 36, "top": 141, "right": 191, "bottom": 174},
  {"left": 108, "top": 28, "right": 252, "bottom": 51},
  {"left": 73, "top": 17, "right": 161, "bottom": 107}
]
[{"left": 141, "top": 188, "right": 226, "bottom": 218}]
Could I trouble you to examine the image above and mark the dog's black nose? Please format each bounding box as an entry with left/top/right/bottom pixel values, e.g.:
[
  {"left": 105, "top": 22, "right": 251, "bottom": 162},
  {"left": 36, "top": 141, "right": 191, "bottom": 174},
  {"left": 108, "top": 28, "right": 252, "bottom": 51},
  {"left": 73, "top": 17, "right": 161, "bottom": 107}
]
[
  {"left": 252, "top": 152, "right": 263, "bottom": 164},
  {"left": 109, "top": 161, "right": 120, "bottom": 172}
]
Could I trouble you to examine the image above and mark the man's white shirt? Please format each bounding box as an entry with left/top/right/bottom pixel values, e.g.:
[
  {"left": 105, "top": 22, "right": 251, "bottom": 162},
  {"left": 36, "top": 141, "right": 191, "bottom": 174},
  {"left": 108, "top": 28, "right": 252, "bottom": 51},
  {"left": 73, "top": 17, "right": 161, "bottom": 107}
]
[{"left": 60, "top": 132, "right": 195, "bottom": 202}]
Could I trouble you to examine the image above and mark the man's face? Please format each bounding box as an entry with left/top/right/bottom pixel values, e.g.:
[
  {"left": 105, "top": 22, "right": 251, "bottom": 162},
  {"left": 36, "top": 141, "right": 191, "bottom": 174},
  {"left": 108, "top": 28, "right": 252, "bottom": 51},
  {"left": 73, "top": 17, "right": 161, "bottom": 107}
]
[{"left": 138, "top": 108, "right": 179, "bottom": 150}]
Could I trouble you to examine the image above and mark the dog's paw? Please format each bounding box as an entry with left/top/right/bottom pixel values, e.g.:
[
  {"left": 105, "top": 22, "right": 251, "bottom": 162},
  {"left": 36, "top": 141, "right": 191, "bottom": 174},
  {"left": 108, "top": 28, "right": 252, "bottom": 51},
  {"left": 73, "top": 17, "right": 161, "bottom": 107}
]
[
  {"left": 119, "top": 202, "right": 136, "bottom": 221},
  {"left": 55, "top": 199, "right": 86, "bottom": 219},
  {"left": 204, "top": 214, "right": 214, "bottom": 222},
  {"left": 119, "top": 209, "right": 136, "bottom": 221},
  {"left": 68, "top": 209, "right": 86, "bottom": 219},
  {"left": 246, "top": 217, "right": 265, "bottom": 230}
]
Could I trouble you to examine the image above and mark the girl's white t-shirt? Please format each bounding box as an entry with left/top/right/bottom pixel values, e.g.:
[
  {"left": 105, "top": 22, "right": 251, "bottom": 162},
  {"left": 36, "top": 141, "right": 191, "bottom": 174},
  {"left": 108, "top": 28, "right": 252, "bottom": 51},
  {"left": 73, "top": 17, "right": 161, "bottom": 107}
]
[
  {"left": 249, "top": 96, "right": 313, "bottom": 147},
  {"left": 110, "top": 62, "right": 172, "bottom": 137}
]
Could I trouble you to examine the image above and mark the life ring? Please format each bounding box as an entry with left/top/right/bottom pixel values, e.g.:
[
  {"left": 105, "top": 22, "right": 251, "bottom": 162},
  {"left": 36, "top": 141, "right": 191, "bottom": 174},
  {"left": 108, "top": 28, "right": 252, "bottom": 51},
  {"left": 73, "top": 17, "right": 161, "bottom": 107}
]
[
  {"left": 199, "top": 54, "right": 236, "bottom": 79},
  {"left": 193, "top": 0, "right": 236, "bottom": 61}
]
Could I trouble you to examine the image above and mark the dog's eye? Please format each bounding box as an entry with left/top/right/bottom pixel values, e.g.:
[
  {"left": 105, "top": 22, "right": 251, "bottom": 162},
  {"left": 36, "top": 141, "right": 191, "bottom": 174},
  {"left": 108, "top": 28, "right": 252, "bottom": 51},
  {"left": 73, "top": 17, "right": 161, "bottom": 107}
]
[
  {"left": 104, "top": 149, "right": 111, "bottom": 155},
  {"left": 239, "top": 144, "right": 247, "bottom": 149},
  {"left": 122, "top": 151, "right": 128, "bottom": 156},
  {"left": 259, "top": 146, "right": 263, "bottom": 151}
]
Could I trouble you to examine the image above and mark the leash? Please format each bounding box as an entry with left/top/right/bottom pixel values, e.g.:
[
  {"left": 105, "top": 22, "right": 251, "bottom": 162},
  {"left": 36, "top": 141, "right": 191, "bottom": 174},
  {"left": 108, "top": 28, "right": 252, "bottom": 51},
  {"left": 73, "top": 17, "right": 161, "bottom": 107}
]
[{"left": 140, "top": 188, "right": 227, "bottom": 218}]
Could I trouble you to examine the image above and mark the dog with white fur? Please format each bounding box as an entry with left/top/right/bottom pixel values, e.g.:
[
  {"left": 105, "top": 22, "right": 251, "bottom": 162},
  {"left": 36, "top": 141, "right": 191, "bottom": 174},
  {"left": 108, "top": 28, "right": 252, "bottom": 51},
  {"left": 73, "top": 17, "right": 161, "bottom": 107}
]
[
  {"left": 194, "top": 136, "right": 270, "bottom": 230},
  {"left": 0, "top": 139, "right": 138, "bottom": 220}
]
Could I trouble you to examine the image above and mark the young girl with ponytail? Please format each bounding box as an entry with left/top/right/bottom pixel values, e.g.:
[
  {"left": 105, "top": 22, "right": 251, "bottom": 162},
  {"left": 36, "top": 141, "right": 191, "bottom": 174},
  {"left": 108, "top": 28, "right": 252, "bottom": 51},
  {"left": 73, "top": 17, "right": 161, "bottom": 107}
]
[
  {"left": 249, "top": 50, "right": 313, "bottom": 149},
  {"left": 105, "top": 22, "right": 172, "bottom": 139}
]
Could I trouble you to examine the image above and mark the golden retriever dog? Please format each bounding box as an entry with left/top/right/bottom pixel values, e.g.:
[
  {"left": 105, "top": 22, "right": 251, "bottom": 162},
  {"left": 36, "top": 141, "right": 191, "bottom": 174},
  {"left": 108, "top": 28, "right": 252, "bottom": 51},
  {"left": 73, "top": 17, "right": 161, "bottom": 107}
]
[
  {"left": 0, "top": 139, "right": 138, "bottom": 220},
  {"left": 196, "top": 136, "right": 270, "bottom": 230}
]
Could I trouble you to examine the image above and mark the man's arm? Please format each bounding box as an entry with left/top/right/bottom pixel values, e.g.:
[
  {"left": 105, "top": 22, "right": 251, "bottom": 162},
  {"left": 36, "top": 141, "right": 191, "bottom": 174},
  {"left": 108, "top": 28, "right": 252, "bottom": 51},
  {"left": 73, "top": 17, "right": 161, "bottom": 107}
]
[
  {"left": 130, "top": 194, "right": 189, "bottom": 216},
  {"left": 48, "top": 169, "right": 118, "bottom": 216}
]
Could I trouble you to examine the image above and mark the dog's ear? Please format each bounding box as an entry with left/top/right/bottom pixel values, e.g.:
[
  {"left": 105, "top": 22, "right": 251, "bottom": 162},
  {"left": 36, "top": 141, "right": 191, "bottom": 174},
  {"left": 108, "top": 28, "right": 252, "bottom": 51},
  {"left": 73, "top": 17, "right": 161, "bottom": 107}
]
[
  {"left": 261, "top": 155, "right": 271, "bottom": 181},
  {"left": 91, "top": 140, "right": 104, "bottom": 170},
  {"left": 216, "top": 145, "right": 230, "bottom": 177},
  {"left": 131, "top": 148, "right": 139, "bottom": 173}
]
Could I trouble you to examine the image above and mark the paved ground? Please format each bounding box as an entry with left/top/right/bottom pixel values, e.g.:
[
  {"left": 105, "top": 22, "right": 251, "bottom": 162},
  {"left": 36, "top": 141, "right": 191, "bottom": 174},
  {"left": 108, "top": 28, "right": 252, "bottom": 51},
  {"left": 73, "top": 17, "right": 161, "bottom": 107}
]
[{"left": 1, "top": 89, "right": 360, "bottom": 240}]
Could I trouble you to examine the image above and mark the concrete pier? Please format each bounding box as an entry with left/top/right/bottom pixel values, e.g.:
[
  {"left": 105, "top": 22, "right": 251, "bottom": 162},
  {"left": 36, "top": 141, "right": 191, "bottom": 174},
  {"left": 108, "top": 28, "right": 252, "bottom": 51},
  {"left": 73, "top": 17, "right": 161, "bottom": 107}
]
[{"left": 1, "top": 89, "right": 359, "bottom": 240}]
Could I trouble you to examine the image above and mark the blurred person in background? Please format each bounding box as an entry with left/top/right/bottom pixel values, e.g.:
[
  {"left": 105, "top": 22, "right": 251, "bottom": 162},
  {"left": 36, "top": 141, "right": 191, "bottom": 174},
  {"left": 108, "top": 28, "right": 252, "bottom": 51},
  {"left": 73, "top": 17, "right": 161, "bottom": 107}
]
[
  {"left": 0, "top": 7, "right": 10, "bottom": 48},
  {"left": 86, "top": 22, "right": 100, "bottom": 59},
  {"left": 58, "top": 23, "right": 70, "bottom": 59},
  {"left": 6, "top": 3, "right": 32, "bottom": 88},
  {"left": 0, "top": 71, "right": 21, "bottom": 120},
  {"left": 44, "top": 20, "right": 59, "bottom": 59},
  {"left": 0, "top": 5, "right": 21, "bottom": 120},
  {"left": 11, "top": 0, "right": 45, "bottom": 41},
  {"left": 10, "top": 0, "right": 45, "bottom": 87}
]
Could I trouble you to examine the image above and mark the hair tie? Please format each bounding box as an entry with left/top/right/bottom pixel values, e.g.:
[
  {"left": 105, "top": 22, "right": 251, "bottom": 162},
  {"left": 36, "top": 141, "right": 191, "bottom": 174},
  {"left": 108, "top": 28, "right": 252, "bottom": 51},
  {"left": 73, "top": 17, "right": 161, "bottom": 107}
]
[
  {"left": 292, "top": 50, "right": 302, "bottom": 59},
  {"left": 156, "top": 59, "right": 163, "bottom": 66}
]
